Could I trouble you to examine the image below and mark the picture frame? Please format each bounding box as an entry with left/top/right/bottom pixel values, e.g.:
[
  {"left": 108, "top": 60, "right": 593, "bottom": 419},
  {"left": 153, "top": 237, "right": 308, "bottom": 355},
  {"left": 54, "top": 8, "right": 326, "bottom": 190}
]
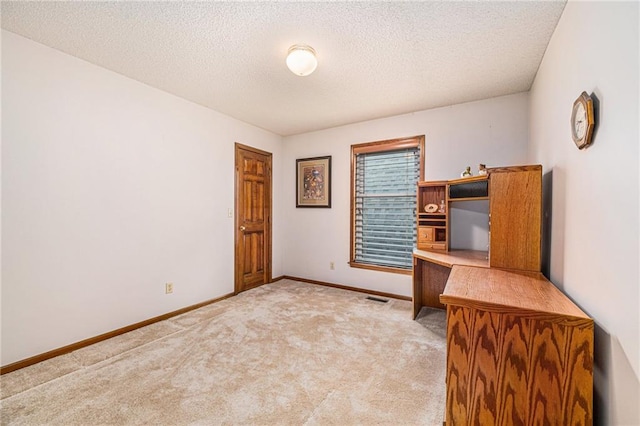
[{"left": 296, "top": 156, "right": 331, "bottom": 208}]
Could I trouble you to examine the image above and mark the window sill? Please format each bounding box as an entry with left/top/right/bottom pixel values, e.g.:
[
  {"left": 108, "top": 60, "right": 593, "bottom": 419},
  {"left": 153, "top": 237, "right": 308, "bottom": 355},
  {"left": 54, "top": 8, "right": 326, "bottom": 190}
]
[{"left": 349, "top": 261, "right": 412, "bottom": 276}]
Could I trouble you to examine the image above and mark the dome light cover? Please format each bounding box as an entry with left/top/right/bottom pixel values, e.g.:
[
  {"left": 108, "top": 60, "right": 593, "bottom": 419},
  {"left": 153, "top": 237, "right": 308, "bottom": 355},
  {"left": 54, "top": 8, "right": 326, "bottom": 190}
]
[{"left": 286, "top": 44, "right": 318, "bottom": 76}]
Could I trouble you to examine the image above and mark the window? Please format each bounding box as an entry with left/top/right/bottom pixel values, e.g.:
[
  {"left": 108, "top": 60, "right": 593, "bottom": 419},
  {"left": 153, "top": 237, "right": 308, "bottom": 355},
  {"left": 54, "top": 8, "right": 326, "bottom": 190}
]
[{"left": 350, "top": 136, "right": 424, "bottom": 274}]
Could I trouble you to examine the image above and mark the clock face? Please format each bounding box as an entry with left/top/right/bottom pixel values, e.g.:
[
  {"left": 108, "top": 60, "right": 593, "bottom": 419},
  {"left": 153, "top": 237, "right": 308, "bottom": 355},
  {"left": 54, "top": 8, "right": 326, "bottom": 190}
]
[
  {"left": 573, "top": 102, "right": 587, "bottom": 139},
  {"left": 571, "top": 92, "right": 594, "bottom": 149}
]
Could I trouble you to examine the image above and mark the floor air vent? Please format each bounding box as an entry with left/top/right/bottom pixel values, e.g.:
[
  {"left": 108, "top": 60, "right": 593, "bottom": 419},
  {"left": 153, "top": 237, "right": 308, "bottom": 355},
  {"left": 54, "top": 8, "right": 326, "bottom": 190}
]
[{"left": 366, "top": 296, "right": 389, "bottom": 303}]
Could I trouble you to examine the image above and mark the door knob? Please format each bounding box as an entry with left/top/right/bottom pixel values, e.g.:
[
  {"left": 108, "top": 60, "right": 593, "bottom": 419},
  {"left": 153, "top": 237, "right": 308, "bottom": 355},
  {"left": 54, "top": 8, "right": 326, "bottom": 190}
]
[{"left": 239, "top": 226, "right": 246, "bottom": 231}]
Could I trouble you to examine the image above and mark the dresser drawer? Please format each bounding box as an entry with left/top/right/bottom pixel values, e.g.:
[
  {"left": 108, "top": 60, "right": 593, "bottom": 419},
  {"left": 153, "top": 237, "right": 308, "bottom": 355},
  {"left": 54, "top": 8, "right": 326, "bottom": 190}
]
[
  {"left": 418, "top": 242, "right": 446, "bottom": 251},
  {"left": 418, "top": 227, "right": 434, "bottom": 242}
]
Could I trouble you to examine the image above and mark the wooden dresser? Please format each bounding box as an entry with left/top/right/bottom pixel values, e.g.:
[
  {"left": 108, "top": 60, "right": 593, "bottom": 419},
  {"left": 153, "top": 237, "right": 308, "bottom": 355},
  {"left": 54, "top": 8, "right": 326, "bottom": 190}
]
[
  {"left": 413, "top": 164, "right": 593, "bottom": 424},
  {"left": 440, "top": 266, "right": 593, "bottom": 425}
]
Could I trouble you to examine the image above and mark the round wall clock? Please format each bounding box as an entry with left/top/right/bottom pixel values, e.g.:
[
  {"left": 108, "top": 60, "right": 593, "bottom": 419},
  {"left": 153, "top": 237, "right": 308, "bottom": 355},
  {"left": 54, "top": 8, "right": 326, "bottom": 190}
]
[{"left": 571, "top": 91, "right": 595, "bottom": 149}]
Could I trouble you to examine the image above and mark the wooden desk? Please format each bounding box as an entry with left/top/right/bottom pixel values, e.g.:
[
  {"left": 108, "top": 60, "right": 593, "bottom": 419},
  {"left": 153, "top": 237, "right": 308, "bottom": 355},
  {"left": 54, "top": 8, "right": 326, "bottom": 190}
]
[
  {"left": 412, "top": 249, "right": 487, "bottom": 317},
  {"left": 440, "top": 266, "right": 593, "bottom": 425}
]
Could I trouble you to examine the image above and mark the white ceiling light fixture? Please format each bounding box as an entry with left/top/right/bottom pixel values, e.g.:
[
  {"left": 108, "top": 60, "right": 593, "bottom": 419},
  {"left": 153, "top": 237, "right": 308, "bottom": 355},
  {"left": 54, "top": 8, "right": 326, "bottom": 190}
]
[{"left": 286, "top": 44, "right": 317, "bottom": 76}]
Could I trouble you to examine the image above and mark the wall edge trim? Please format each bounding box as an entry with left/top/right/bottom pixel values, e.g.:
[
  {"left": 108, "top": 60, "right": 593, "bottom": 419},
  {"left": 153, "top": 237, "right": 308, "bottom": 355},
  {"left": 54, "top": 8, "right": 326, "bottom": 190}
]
[
  {"left": 281, "top": 275, "right": 411, "bottom": 301},
  {"left": 0, "top": 292, "right": 235, "bottom": 375}
]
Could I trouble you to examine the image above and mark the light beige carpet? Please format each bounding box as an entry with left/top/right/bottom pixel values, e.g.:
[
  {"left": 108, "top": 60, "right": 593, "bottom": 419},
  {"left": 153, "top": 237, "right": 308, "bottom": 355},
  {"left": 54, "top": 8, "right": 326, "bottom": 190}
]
[{"left": 0, "top": 279, "right": 446, "bottom": 425}]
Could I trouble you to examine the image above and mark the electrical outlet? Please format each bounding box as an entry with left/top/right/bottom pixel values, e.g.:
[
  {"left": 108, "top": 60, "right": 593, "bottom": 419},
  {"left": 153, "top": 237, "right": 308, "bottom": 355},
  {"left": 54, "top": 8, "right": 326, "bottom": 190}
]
[
  {"left": 165, "top": 283, "right": 174, "bottom": 294},
  {"left": 330, "top": 262, "right": 335, "bottom": 270}
]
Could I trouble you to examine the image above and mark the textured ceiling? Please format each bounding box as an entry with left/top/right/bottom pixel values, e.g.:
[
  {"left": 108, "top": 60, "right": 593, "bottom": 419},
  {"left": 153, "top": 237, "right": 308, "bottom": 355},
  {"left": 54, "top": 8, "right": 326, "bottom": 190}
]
[{"left": 1, "top": 1, "right": 566, "bottom": 136}]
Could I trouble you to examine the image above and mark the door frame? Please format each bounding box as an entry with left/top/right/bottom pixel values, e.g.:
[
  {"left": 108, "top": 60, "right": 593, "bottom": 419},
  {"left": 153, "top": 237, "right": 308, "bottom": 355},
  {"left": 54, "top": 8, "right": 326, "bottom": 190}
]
[{"left": 234, "top": 143, "right": 273, "bottom": 294}]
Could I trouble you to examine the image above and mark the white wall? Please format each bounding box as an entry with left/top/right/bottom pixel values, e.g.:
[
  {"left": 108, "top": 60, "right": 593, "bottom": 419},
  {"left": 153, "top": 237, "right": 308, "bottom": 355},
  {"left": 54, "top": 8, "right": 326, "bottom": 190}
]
[
  {"left": 282, "top": 93, "right": 529, "bottom": 297},
  {"left": 1, "top": 31, "right": 283, "bottom": 366},
  {"left": 528, "top": 2, "right": 639, "bottom": 424}
]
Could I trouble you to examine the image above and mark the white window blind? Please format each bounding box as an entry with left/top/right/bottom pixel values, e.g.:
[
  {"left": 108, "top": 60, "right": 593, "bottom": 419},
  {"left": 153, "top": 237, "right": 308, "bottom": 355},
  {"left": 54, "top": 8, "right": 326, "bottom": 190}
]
[{"left": 354, "top": 147, "right": 420, "bottom": 269}]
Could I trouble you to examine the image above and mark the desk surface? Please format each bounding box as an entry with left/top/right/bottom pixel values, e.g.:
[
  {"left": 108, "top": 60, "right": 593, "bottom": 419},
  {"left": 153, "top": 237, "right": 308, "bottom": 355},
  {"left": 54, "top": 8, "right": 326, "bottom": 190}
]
[
  {"left": 440, "top": 265, "right": 591, "bottom": 323},
  {"left": 412, "top": 248, "right": 489, "bottom": 269}
]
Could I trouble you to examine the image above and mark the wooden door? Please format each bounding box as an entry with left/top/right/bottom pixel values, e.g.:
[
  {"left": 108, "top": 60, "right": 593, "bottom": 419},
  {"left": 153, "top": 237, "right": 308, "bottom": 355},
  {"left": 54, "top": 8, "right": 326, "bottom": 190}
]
[{"left": 235, "top": 143, "right": 272, "bottom": 294}]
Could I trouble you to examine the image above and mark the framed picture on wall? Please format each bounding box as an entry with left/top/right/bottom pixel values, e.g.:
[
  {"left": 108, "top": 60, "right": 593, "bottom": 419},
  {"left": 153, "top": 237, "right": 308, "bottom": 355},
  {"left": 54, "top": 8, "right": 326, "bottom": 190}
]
[{"left": 296, "top": 156, "right": 331, "bottom": 208}]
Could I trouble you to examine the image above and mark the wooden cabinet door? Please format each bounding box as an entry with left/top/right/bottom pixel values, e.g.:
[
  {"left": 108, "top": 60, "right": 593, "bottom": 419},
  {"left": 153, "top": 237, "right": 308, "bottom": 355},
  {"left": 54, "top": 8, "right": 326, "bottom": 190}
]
[
  {"left": 489, "top": 166, "right": 542, "bottom": 271},
  {"left": 235, "top": 144, "right": 272, "bottom": 293}
]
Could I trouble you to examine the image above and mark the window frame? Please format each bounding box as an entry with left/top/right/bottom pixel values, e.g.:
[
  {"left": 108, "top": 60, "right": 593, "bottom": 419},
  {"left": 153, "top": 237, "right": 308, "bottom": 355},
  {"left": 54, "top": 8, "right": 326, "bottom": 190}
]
[{"left": 349, "top": 135, "right": 425, "bottom": 275}]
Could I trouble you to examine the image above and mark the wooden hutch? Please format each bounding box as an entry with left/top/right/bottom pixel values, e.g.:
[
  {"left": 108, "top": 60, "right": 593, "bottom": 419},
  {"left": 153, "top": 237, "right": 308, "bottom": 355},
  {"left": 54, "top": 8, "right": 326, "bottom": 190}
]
[{"left": 412, "top": 165, "right": 594, "bottom": 425}]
